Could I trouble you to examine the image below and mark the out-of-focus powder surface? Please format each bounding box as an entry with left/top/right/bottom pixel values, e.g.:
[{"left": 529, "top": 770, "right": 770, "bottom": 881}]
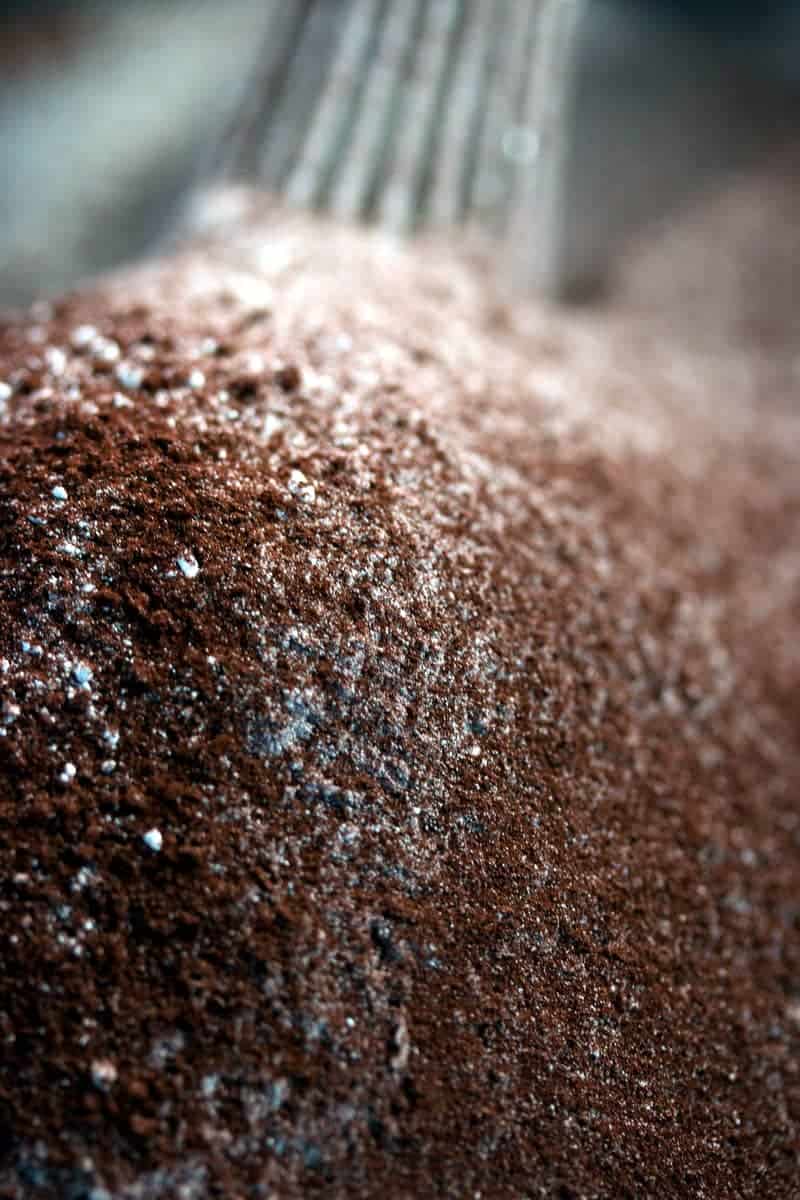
[{"left": 0, "top": 178, "right": 798, "bottom": 1197}]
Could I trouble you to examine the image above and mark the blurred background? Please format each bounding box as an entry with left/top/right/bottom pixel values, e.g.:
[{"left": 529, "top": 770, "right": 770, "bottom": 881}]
[{"left": 1, "top": 0, "right": 800, "bottom": 307}]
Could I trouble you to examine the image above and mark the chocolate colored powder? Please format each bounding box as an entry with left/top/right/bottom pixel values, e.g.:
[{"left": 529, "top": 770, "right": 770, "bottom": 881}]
[{"left": 0, "top": 192, "right": 798, "bottom": 1199}]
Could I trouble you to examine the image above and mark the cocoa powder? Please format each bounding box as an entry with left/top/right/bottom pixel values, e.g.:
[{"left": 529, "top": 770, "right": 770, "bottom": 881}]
[{"left": 0, "top": 198, "right": 798, "bottom": 1198}]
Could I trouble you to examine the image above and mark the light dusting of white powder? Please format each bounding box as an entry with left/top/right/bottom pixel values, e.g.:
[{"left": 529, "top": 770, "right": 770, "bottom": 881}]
[
  {"left": 51, "top": 485, "right": 68, "bottom": 502},
  {"left": 59, "top": 763, "right": 77, "bottom": 785}
]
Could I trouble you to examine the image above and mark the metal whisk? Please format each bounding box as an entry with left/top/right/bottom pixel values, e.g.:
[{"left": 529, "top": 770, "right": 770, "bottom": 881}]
[
  {"left": 220, "top": 0, "right": 586, "bottom": 295},
  {"left": 1, "top": 0, "right": 798, "bottom": 305}
]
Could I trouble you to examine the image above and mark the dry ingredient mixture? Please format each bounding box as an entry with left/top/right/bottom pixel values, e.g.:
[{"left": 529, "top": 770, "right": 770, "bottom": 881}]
[{"left": 0, "top": 191, "right": 798, "bottom": 1198}]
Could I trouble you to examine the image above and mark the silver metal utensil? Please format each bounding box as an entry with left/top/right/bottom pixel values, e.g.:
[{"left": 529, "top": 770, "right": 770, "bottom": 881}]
[{"left": 1, "top": 0, "right": 797, "bottom": 306}]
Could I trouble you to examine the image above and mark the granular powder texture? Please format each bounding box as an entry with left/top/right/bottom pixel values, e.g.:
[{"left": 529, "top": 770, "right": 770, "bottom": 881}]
[{"left": 0, "top": 197, "right": 798, "bottom": 1199}]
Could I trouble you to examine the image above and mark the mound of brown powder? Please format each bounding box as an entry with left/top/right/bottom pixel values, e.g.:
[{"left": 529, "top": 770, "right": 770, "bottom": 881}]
[{"left": 0, "top": 196, "right": 798, "bottom": 1199}]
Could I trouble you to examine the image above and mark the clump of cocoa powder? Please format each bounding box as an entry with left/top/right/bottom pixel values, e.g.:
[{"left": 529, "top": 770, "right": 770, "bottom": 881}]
[{"left": 0, "top": 198, "right": 798, "bottom": 1199}]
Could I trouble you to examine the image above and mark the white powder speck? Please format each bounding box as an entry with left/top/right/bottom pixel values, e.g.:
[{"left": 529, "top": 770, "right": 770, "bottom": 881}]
[
  {"left": 72, "top": 662, "right": 93, "bottom": 687},
  {"left": 72, "top": 866, "right": 95, "bottom": 892},
  {"left": 59, "top": 763, "right": 77, "bottom": 785},
  {"left": 92, "top": 336, "right": 120, "bottom": 364},
  {"left": 51, "top": 485, "right": 68, "bottom": 502},
  {"left": 143, "top": 828, "right": 163, "bottom": 852},
  {"left": 0, "top": 381, "right": 12, "bottom": 404},
  {"left": 263, "top": 413, "right": 283, "bottom": 439},
  {"left": 288, "top": 469, "right": 316, "bottom": 505},
  {"left": 177, "top": 553, "right": 200, "bottom": 579},
  {"left": 45, "top": 347, "right": 67, "bottom": 376},
  {"left": 71, "top": 324, "right": 98, "bottom": 349},
  {"left": 58, "top": 540, "right": 83, "bottom": 557},
  {"left": 103, "top": 729, "right": 119, "bottom": 749},
  {"left": 90, "top": 1058, "right": 117, "bottom": 1090},
  {"left": 115, "top": 361, "right": 144, "bottom": 390},
  {"left": 112, "top": 391, "right": 133, "bottom": 409},
  {"left": 100, "top": 760, "right": 116, "bottom": 775},
  {"left": 188, "top": 369, "right": 205, "bottom": 390}
]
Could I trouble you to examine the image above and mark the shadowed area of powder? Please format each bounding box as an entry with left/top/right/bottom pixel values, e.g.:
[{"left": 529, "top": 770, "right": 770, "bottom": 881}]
[{"left": 0, "top": 192, "right": 798, "bottom": 1198}]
